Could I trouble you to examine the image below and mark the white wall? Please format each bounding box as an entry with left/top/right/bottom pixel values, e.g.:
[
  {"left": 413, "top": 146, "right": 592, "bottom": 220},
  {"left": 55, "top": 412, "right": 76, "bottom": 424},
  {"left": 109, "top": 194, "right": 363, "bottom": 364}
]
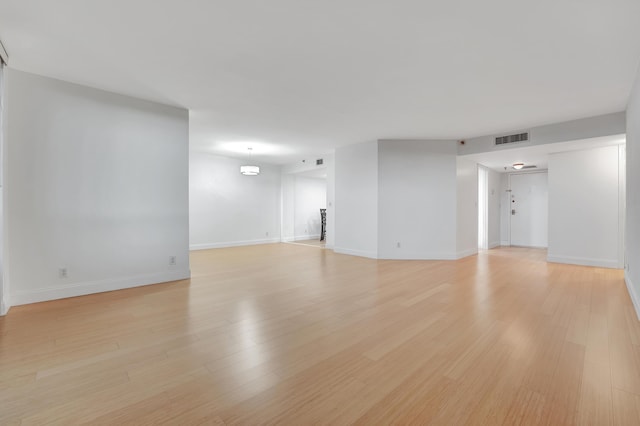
[
  {"left": 334, "top": 141, "right": 378, "bottom": 258},
  {"left": 459, "top": 112, "right": 626, "bottom": 155},
  {"left": 377, "top": 140, "right": 458, "bottom": 259},
  {"left": 548, "top": 145, "right": 625, "bottom": 268},
  {"left": 626, "top": 64, "right": 640, "bottom": 319},
  {"left": 4, "top": 70, "right": 190, "bottom": 306},
  {"left": 509, "top": 172, "right": 549, "bottom": 248},
  {"left": 499, "top": 173, "right": 510, "bottom": 245},
  {"left": 487, "top": 168, "right": 502, "bottom": 248},
  {"left": 281, "top": 173, "right": 295, "bottom": 241},
  {"left": 294, "top": 177, "right": 326, "bottom": 239},
  {"left": 189, "top": 151, "right": 281, "bottom": 249},
  {"left": 280, "top": 154, "right": 334, "bottom": 246},
  {"left": 325, "top": 156, "right": 336, "bottom": 248},
  {"left": 0, "top": 63, "right": 5, "bottom": 315},
  {"left": 456, "top": 157, "right": 478, "bottom": 258}
]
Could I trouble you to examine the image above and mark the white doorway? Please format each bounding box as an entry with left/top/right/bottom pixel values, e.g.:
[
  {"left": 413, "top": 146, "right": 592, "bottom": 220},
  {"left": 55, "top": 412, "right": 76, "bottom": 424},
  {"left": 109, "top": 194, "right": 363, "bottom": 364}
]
[
  {"left": 509, "top": 172, "right": 548, "bottom": 247},
  {"left": 478, "top": 166, "right": 488, "bottom": 250},
  {"left": 281, "top": 168, "right": 327, "bottom": 246}
]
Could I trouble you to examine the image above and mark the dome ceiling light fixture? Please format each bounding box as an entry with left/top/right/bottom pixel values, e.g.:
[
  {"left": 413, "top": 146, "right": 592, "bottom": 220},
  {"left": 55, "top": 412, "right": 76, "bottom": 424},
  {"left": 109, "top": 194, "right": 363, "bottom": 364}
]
[
  {"left": 512, "top": 162, "right": 525, "bottom": 170},
  {"left": 240, "top": 147, "right": 260, "bottom": 176}
]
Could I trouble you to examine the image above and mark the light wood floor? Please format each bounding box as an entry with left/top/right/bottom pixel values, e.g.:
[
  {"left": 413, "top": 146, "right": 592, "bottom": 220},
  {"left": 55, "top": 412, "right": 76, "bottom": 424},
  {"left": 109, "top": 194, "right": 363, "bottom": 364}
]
[
  {"left": 1, "top": 245, "right": 640, "bottom": 425},
  {"left": 285, "top": 238, "right": 327, "bottom": 248}
]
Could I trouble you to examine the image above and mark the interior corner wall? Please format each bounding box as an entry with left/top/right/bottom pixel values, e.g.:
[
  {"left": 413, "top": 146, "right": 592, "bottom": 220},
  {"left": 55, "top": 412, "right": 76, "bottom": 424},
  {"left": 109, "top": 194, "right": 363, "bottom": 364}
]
[
  {"left": 325, "top": 156, "right": 336, "bottom": 249},
  {"left": 547, "top": 145, "right": 624, "bottom": 268},
  {"left": 189, "top": 151, "right": 281, "bottom": 249},
  {"left": 487, "top": 168, "right": 502, "bottom": 248},
  {"left": 334, "top": 141, "right": 378, "bottom": 258},
  {"left": 626, "top": 64, "right": 640, "bottom": 319},
  {"left": 292, "top": 176, "right": 326, "bottom": 240},
  {"left": 456, "top": 157, "right": 478, "bottom": 258},
  {"left": 377, "top": 140, "right": 458, "bottom": 260},
  {"left": 0, "top": 63, "right": 6, "bottom": 315},
  {"left": 5, "top": 69, "right": 190, "bottom": 306}
]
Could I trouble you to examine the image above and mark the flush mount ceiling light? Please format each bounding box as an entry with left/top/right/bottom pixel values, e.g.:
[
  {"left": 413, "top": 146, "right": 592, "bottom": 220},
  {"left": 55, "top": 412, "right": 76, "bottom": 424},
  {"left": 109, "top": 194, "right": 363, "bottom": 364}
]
[
  {"left": 512, "top": 162, "right": 525, "bottom": 170},
  {"left": 240, "top": 165, "right": 260, "bottom": 176},
  {"left": 240, "top": 148, "right": 260, "bottom": 176}
]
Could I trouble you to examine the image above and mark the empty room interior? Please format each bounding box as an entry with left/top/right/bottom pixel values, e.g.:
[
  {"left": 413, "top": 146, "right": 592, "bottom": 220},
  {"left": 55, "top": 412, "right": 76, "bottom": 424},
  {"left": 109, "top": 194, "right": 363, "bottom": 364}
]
[{"left": 2, "top": 1, "right": 640, "bottom": 424}]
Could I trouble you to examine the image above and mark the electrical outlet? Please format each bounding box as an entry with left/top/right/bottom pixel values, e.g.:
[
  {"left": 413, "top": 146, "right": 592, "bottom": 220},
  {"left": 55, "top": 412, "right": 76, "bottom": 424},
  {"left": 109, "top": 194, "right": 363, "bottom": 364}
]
[
  {"left": 397, "top": 242, "right": 401, "bottom": 248},
  {"left": 266, "top": 231, "right": 269, "bottom": 236},
  {"left": 59, "top": 268, "right": 68, "bottom": 279},
  {"left": 169, "top": 256, "right": 177, "bottom": 266}
]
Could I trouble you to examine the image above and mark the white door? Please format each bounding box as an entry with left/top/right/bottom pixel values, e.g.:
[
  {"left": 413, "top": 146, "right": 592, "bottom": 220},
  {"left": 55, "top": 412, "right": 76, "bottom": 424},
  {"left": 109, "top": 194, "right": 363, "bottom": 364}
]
[{"left": 510, "top": 172, "right": 548, "bottom": 247}]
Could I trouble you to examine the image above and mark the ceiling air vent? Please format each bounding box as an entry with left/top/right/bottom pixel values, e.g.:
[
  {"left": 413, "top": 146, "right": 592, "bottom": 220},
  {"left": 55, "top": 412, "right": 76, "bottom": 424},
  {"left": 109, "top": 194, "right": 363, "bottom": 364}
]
[
  {"left": 316, "top": 158, "right": 324, "bottom": 165},
  {"left": 521, "top": 165, "right": 537, "bottom": 169},
  {"left": 495, "top": 132, "right": 529, "bottom": 145}
]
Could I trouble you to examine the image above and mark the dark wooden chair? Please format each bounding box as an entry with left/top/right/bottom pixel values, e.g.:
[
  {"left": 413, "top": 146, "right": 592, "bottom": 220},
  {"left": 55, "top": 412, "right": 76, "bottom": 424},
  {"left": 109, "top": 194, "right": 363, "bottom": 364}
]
[{"left": 320, "top": 209, "right": 326, "bottom": 241}]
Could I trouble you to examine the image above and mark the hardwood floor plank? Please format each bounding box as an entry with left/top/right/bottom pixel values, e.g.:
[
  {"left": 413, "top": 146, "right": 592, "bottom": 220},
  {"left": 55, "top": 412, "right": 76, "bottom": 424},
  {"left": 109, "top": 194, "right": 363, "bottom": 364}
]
[
  {"left": 577, "top": 361, "right": 614, "bottom": 425},
  {"left": 0, "top": 245, "right": 637, "bottom": 424}
]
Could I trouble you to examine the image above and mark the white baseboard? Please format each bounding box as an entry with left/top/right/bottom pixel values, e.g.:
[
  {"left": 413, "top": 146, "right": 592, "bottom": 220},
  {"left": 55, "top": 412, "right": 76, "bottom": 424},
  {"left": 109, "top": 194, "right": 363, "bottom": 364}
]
[
  {"left": 333, "top": 247, "right": 378, "bottom": 259},
  {"left": 500, "top": 241, "right": 510, "bottom": 246},
  {"left": 456, "top": 248, "right": 478, "bottom": 259},
  {"left": 625, "top": 274, "right": 640, "bottom": 321},
  {"left": 374, "top": 250, "right": 462, "bottom": 260},
  {"left": 0, "top": 300, "right": 9, "bottom": 316},
  {"left": 11, "top": 269, "right": 191, "bottom": 306},
  {"left": 547, "top": 254, "right": 620, "bottom": 269},
  {"left": 488, "top": 241, "right": 501, "bottom": 249},
  {"left": 282, "top": 235, "right": 321, "bottom": 242},
  {"left": 190, "top": 238, "right": 281, "bottom": 251}
]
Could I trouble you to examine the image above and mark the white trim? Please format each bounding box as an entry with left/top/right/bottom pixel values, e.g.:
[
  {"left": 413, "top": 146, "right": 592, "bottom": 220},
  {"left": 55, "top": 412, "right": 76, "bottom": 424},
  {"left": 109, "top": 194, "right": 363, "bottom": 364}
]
[
  {"left": 500, "top": 240, "right": 510, "bottom": 246},
  {"left": 0, "top": 300, "right": 8, "bottom": 316},
  {"left": 547, "top": 255, "right": 620, "bottom": 269},
  {"left": 625, "top": 274, "right": 640, "bottom": 321},
  {"left": 0, "top": 40, "right": 7, "bottom": 65},
  {"left": 333, "top": 247, "right": 378, "bottom": 259},
  {"left": 378, "top": 252, "right": 459, "bottom": 260},
  {"left": 11, "top": 269, "right": 191, "bottom": 306},
  {"left": 512, "top": 244, "right": 548, "bottom": 249},
  {"left": 488, "top": 241, "right": 501, "bottom": 249},
  {"left": 190, "top": 238, "right": 281, "bottom": 251},
  {"left": 281, "top": 234, "right": 321, "bottom": 242}
]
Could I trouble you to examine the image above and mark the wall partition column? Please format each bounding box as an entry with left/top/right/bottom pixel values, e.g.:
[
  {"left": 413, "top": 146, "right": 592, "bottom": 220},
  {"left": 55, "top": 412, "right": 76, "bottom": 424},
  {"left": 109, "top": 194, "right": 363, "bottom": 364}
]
[{"left": 0, "top": 41, "right": 7, "bottom": 315}]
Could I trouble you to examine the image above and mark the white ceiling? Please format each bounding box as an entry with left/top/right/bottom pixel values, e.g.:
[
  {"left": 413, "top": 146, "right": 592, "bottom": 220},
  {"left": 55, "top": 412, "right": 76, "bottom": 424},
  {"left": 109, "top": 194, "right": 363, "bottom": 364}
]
[{"left": 1, "top": 0, "right": 640, "bottom": 164}]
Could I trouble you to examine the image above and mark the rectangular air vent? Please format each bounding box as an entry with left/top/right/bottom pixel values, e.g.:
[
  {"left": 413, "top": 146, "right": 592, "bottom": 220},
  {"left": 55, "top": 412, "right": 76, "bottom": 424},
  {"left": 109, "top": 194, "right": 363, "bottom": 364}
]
[
  {"left": 495, "top": 132, "right": 529, "bottom": 145},
  {"left": 522, "top": 165, "right": 537, "bottom": 169},
  {"left": 316, "top": 158, "right": 323, "bottom": 165}
]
